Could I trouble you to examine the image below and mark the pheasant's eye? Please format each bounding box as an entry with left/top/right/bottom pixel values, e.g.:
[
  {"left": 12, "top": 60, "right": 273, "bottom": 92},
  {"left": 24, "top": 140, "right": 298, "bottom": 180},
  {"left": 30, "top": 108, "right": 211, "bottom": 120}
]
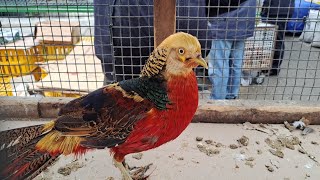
[{"left": 178, "top": 48, "right": 184, "bottom": 55}]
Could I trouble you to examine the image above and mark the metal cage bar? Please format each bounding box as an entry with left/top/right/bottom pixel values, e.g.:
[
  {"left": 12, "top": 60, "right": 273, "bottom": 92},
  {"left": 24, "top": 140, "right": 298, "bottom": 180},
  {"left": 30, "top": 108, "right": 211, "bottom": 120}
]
[{"left": 0, "top": 0, "right": 319, "bottom": 101}]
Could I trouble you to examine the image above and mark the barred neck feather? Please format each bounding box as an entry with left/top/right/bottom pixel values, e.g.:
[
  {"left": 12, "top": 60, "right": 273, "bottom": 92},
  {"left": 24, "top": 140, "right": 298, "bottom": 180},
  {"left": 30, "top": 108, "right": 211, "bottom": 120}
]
[{"left": 141, "top": 48, "right": 168, "bottom": 77}]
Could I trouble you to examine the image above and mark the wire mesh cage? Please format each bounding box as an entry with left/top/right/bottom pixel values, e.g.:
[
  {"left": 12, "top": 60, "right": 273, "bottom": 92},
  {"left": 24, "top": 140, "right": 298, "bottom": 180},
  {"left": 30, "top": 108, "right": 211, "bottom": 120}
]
[
  {"left": 0, "top": 0, "right": 320, "bottom": 101},
  {"left": 243, "top": 23, "right": 277, "bottom": 70}
]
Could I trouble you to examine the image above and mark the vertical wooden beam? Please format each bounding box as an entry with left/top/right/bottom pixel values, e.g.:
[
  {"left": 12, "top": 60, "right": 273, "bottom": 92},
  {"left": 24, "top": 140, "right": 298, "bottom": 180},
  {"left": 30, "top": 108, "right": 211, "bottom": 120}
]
[{"left": 153, "top": 0, "right": 176, "bottom": 47}]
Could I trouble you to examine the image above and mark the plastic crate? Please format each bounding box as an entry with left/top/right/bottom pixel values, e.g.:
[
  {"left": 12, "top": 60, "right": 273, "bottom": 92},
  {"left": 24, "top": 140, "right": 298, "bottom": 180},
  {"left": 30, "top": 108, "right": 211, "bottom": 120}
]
[
  {"left": 34, "top": 21, "right": 80, "bottom": 61},
  {"left": 81, "top": 36, "right": 94, "bottom": 42},
  {"left": 243, "top": 23, "right": 278, "bottom": 70},
  {"left": 0, "top": 37, "right": 42, "bottom": 76},
  {"left": 41, "top": 44, "right": 74, "bottom": 61},
  {"left": 39, "top": 36, "right": 93, "bottom": 61},
  {"left": 0, "top": 77, "right": 13, "bottom": 96},
  {"left": 43, "top": 90, "right": 83, "bottom": 98},
  {"left": 0, "top": 67, "right": 47, "bottom": 96},
  {"left": 31, "top": 66, "right": 48, "bottom": 82}
]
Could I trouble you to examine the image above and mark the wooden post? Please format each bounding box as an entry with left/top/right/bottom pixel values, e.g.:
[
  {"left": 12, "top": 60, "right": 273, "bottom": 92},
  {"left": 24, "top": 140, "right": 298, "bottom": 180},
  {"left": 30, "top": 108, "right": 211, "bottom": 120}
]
[{"left": 153, "top": 0, "right": 176, "bottom": 47}]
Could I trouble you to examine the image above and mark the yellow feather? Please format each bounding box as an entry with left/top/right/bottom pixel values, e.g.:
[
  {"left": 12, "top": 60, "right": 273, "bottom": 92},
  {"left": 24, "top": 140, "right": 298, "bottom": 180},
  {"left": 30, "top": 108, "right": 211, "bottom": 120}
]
[
  {"left": 141, "top": 32, "right": 201, "bottom": 78},
  {"left": 36, "top": 130, "right": 83, "bottom": 155},
  {"left": 42, "top": 120, "right": 55, "bottom": 133},
  {"left": 113, "top": 85, "right": 144, "bottom": 102},
  {"left": 158, "top": 32, "right": 201, "bottom": 54}
]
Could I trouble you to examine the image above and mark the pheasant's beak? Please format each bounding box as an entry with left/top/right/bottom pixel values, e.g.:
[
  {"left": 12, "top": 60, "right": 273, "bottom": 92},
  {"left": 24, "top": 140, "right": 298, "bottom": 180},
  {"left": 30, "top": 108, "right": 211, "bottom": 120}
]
[{"left": 193, "top": 57, "right": 208, "bottom": 69}]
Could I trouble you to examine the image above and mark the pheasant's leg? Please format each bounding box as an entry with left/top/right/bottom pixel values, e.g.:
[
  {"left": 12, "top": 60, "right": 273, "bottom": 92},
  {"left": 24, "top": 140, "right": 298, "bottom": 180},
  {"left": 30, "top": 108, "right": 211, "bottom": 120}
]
[
  {"left": 122, "top": 159, "right": 130, "bottom": 170},
  {"left": 113, "top": 158, "right": 133, "bottom": 180},
  {"left": 124, "top": 161, "right": 153, "bottom": 180}
]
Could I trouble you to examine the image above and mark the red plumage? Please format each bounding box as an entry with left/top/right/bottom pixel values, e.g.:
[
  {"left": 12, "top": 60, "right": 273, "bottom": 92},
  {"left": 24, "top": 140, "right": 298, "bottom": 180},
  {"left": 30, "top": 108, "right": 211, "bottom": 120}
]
[
  {"left": 0, "top": 32, "right": 207, "bottom": 180},
  {"left": 112, "top": 72, "right": 198, "bottom": 161}
]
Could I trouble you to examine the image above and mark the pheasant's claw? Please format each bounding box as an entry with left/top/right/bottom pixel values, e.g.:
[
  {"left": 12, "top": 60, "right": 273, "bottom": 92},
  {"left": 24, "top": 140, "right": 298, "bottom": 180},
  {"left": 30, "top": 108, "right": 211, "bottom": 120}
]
[
  {"left": 113, "top": 159, "right": 133, "bottom": 180},
  {"left": 129, "top": 163, "right": 153, "bottom": 180}
]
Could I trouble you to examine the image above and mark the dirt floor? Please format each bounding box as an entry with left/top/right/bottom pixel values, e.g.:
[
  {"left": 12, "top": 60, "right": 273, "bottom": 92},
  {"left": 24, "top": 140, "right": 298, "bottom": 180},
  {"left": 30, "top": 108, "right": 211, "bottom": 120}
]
[{"left": 0, "top": 120, "right": 319, "bottom": 180}]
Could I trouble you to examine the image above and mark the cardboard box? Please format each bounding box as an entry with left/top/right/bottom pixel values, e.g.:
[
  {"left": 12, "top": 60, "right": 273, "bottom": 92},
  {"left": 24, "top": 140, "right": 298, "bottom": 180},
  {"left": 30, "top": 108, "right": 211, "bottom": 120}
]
[{"left": 34, "top": 21, "right": 81, "bottom": 45}]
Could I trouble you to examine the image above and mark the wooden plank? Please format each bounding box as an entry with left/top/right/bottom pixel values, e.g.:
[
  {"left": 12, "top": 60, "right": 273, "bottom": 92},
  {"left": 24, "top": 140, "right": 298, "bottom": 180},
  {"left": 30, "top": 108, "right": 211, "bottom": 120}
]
[{"left": 153, "top": 0, "right": 176, "bottom": 47}]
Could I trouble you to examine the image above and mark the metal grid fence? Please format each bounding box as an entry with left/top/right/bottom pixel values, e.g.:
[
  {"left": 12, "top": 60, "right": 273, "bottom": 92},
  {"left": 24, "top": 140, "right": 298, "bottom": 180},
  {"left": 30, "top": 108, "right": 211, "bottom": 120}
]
[{"left": 0, "top": 0, "right": 320, "bottom": 101}]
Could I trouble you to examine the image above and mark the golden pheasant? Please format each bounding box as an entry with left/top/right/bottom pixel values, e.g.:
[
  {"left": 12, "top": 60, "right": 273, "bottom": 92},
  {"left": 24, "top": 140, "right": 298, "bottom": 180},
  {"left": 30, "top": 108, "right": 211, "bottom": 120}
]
[{"left": 0, "top": 32, "right": 207, "bottom": 180}]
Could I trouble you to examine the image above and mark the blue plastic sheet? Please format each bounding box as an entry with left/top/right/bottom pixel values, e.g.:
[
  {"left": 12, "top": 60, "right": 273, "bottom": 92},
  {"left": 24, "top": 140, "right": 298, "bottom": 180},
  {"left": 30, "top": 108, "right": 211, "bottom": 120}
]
[{"left": 287, "top": 0, "right": 320, "bottom": 33}]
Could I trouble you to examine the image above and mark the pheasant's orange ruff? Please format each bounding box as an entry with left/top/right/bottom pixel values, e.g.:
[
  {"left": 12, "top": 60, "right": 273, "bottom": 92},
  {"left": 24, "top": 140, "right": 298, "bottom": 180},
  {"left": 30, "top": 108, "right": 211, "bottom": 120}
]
[{"left": 112, "top": 72, "right": 198, "bottom": 161}]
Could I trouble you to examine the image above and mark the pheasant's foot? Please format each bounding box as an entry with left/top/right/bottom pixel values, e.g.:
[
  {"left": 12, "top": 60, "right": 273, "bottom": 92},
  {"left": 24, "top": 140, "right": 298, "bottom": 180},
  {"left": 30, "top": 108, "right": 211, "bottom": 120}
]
[
  {"left": 113, "top": 158, "right": 133, "bottom": 180},
  {"left": 123, "top": 161, "right": 153, "bottom": 180}
]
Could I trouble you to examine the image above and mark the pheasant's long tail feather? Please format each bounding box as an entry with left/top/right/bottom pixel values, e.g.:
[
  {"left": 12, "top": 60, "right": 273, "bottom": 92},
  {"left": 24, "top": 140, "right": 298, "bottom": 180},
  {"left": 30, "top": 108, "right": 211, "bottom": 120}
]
[
  {"left": 1, "top": 146, "right": 59, "bottom": 180},
  {"left": 0, "top": 123, "right": 60, "bottom": 180}
]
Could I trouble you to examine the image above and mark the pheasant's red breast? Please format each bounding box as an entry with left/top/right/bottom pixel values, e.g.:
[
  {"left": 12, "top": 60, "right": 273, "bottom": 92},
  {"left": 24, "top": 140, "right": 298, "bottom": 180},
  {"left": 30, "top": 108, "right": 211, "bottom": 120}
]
[{"left": 112, "top": 72, "right": 198, "bottom": 161}]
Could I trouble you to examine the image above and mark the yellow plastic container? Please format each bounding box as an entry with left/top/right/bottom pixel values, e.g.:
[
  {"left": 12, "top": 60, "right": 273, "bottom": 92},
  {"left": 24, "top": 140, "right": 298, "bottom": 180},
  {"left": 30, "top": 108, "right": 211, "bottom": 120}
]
[
  {"left": 81, "top": 36, "right": 94, "bottom": 42},
  {"left": 0, "top": 67, "right": 47, "bottom": 96},
  {"left": 0, "top": 38, "right": 42, "bottom": 76},
  {"left": 0, "top": 77, "right": 13, "bottom": 96},
  {"left": 43, "top": 91, "right": 82, "bottom": 98},
  {"left": 42, "top": 44, "right": 74, "bottom": 61},
  {"left": 32, "top": 66, "right": 48, "bottom": 82}
]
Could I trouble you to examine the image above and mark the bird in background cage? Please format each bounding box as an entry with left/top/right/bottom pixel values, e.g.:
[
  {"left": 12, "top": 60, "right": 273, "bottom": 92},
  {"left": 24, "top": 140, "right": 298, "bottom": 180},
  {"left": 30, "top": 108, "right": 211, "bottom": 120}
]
[{"left": 0, "top": 32, "right": 208, "bottom": 180}]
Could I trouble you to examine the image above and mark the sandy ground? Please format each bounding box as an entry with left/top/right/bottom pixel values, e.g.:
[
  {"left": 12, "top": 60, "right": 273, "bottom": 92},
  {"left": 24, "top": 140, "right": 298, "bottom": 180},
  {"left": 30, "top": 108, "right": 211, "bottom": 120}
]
[{"left": 0, "top": 120, "right": 319, "bottom": 180}]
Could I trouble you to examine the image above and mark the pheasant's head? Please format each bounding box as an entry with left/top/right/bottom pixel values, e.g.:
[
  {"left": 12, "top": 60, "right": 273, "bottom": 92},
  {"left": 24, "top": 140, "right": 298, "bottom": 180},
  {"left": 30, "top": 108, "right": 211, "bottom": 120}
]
[{"left": 141, "top": 32, "right": 208, "bottom": 78}]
